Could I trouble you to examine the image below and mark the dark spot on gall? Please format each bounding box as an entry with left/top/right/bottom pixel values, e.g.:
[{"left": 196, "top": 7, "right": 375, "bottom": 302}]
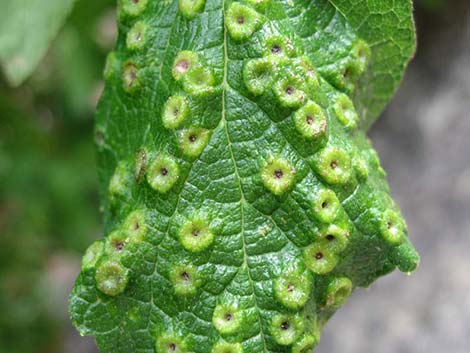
[
  {"left": 133, "top": 222, "right": 140, "bottom": 231},
  {"left": 315, "top": 252, "right": 324, "bottom": 260},
  {"left": 306, "top": 115, "right": 314, "bottom": 125},
  {"left": 225, "top": 313, "right": 232, "bottom": 321},
  {"left": 286, "top": 87, "right": 294, "bottom": 95},
  {"left": 176, "top": 60, "right": 190, "bottom": 73},
  {"left": 189, "top": 134, "right": 197, "bottom": 143},
  {"left": 280, "top": 322, "right": 290, "bottom": 330},
  {"left": 168, "top": 343, "right": 176, "bottom": 351},
  {"left": 326, "top": 234, "right": 335, "bottom": 241},
  {"left": 271, "top": 45, "right": 282, "bottom": 54},
  {"left": 274, "top": 169, "right": 283, "bottom": 179},
  {"left": 181, "top": 271, "right": 190, "bottom": 281},
  {"left": 161, "top": 167, "right": 168, "bottom": 176},
  {"left": 237, "top": 16, "right": 245, "bottom": 24}
]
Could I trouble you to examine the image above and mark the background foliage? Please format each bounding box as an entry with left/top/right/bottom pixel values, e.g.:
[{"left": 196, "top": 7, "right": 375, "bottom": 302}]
[{"left": 0, "top": 0, "right": 114, "bottom": 352}]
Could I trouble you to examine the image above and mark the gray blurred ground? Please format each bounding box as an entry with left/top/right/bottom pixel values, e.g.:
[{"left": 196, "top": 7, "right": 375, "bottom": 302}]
[
  {"left": 64, "top": 2, "right": 470, "bottom": 352},
  {"left": 317, "top": 2, "right": 470, "bottom": 353}
]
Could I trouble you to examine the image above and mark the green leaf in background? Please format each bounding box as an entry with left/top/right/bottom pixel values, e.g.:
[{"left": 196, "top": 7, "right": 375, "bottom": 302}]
[
  {"left": 0, "top": 0, "right": 77, "bottom": 86},
  {"left": 0, "top": 1, "right": 115, "bottom": 352},
  {"left": 70, "top": 0, "right": 419, "bottom": 352}
]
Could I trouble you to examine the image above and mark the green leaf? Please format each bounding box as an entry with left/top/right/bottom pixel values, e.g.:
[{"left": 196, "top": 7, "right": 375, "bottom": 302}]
[
  {"left": 70, "top": 1, "right": 419, "bottom": 352},
  {"left": 0, "top": 0, "right": 76, "bottom": 86}
]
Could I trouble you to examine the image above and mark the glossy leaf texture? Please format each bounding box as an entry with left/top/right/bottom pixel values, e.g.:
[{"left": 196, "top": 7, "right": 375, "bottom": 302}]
[{"left": 70, "top": 1, "right": 419, "bottom": 352}]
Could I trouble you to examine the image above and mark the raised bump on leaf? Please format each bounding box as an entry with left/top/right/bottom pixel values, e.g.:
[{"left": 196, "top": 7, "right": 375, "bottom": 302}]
[
  {"left": 182, "top": 66, "right": 215, "bottom": 96},
  {"left": 155, "top": 332, "right": 186, "bottom": 353},
  {"left": 179, "top": 128, "right": 210, "bottom": 157},
  {"left": 352, "top": 152, "right": 369, "bottom": 180},
  {"left": 292, "top": 335, "right": 318, "bottom": 353},
  {"left": 390, "top": 242, "right": 420, "bottom": 273},
  {"left": 312, "top": 146, "right": 352, "bottom": 185},
  {"left": 303, "top": 243, "right": 338, "bottom": 275},
  {"left": 324, "top": 276, "right": 352, "bottom": 308},
  {"left": 162, "top": 96, "right": 189, "bottom": 129},
  {"left": 293, "top": 56, "right": 319, "bottom": 90},
  {"left": 106, "top": 229, "right": 132, "bottom": 254},
  {"left": 350, "top": 39, "right": 371, "bottom": 78},
  {"left": 269, "top": 313, "right": 304, "bottom": 346},
  {"left": 274, "top": 76, "right": 306, "bottom": 108},
  {"left": 380, "top": 209, "right": 405, "bottom": 245},
  {"left": 261, "top": 158, "right": 296, "bottom": 196},
  {"left": 370, "top": 149, "right": 387, "bottom": 177},
  {"left": 273, "top": 264, "right": 312, "bottom": 310},
  {"left": 263, "top": 34, "right": 296, "bottom": 57},
  {"left": 95, "top": 260, "right": 129, "bottom": 296},
  {"left": 147, "top": 153, "right": 180, "bottom": 193},
  {"left": 82, "top": 241, "right": 104, "bottom": 270},
  {"left": 134, "top": 147, "right": 148, "bottom": 183},
  {"left": 317, "top": 224, "right": 349, "bottom": 253},
  {"left": 243, "top": 58, "right": 274, "bottom": 96},
  {"left": 211, "top": 340, "right": 244, "bottom": 353},
  {"left": 293, "top": 100, "right": 327, "bottom": 140},
  {"left": 126, "top": 21, "right": 147, "bottom": 51},
  {"left": 172, "top": 51, "right": 199, "bottom": 81},
  {"left": 123, "top": 209, "right": 148, "bottom": 241},
  {"left": 178, "top": 0, "right": 205, "bottom": 19},
  {"left": 109, "top": 162, "right": 127, "bottom": 195},
  {"left": 108, "top": 161, "right": 132, "bottom": 204},
  {"left": 212, "top": 303, "right": 244, "bottom": 335},
  {"left": 225, "top": 3, "right": 263, "bottom": 41},
  {"left": 327, "top": 39, "right": 371, "bottom": 93},
  {"left": 312, "top": 188, "right": 340, "bottom": 223},
  {"left": 170, "top": 263, "right": 199, "bottom": 296},
  {"left": 122, "top": 62, "right": 140, "bottom": 93},
  {"left": 103, "top": 51, "right": 120, "bottom": 80},
  {"left": 179, "top": 216, "right": 214, "bottom": 252},
  {"left": 333, "top": 94, "right": 359, "bottom": 130},
  {"left": 121, "top": 0, "right": 148, "bottom": 17}
]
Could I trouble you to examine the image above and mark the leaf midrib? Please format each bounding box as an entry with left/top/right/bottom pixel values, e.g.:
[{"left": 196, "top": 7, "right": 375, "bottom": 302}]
[{"left": 220, "top": 1, "right": 269, "bottom": 351}]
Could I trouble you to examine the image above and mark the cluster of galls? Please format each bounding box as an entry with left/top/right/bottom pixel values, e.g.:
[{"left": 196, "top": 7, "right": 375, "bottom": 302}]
[
  {"left": 105, "top": 0, "right": 151, "bottom": 93},
  {"left": 89, "top": 0, "right": 159, "bottom": 296},
  {"left": 81, "top": 1, "right": 419, "bottom": 353},
  {"left": 225, "top": 1, "right": 414, "bottom": 351},
  {"left": 81, "top": 208, "right": 149, "bottom": 296},
  {"left": 104, "top": 146, "right": 216, "bottom": 290}
]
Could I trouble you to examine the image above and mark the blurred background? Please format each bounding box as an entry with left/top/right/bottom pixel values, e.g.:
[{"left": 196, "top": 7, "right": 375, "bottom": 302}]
[{"left": 0, "top": 0, "right": 468, "bottom": 352}]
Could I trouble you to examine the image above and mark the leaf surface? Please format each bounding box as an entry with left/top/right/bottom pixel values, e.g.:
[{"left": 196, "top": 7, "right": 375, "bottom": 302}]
[{"left": 70, "top": 1, "right": 419, "bottom": 352}]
